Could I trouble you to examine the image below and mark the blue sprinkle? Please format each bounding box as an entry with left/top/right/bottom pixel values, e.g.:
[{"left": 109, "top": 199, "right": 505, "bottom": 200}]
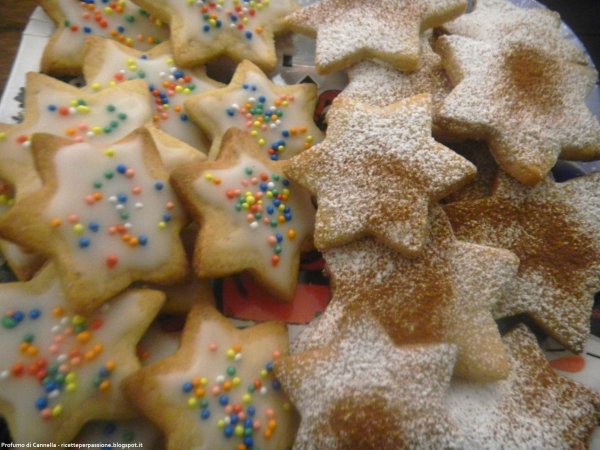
[
  {"left": 230, "top": 14, "right": 238, "bottom": 22},
  {"left": 270, "top": 154, "right": 279, "bottom": 161},
  {"left": 247, "top": 406, "right": 256, "bottom": 416},
  {"left": 99, "top": 367, "right": 110, "bottom": 378},
  {"left": 148, "top": 84, "right": 155, "bottom": 91},
  {"left": 244, "top": 437, "right": 254, "bottom": 448},
  {"left": 224, "top": 426, "right": 233, "bottom": 438},
  {"left": 182, "top": 382, "right": 193, "bottom": 393},
  {"left": 216, "top": 19, "right": 222, "bottom": 28},
  {"left": 201, "top": 409, "right": 211, "bottom": 420},
  {"left": 29, "top": 309, "right": 41, "bottom": 320},
  {"left": 103, "top": 422, "right": 117, "bottom": 435},
  {"left": 272, "top": 379, "right": 281, "bottom": 390},
  {"left": 281, "top": 130, "right": 290, "bottom": 138},
  {"left": 229, "top": 414, "right": 239, "bottom": 425},
  {"left": 180, "top": 114, "right": 189, "bottom": 122},
  {"left": 251, "top": 85, "right": 257, "bottom": 92},
  {"left": 284, "top": 207, "right": 291, "bottom": 214},
  {"left": 13, "top": 311, "right": 24, "bottom": 322},
  {"left": 44, "top": 382, "right": 58, "bottom": 393},
  {"left": 275, "top": 234, "right": 283, "bottom": 243},
  {"left": 140, "top": 55, "right": 148, "bottom": 60},
  {"left": 226, "top": 108, "right": 236, "bottom": 117},
  {"left": 174, "top": 70, "right": 185, "bottom": 79},
  {"left": 245, "top": 31, "right": 253, "bottom": 39},
  {"left": 116, "top": 164, "right": 127, "bottom": 174},
  {"left": 259, "top": 182, "right": 268, "bottom": 192},
  {"left": 154, "top": 181, "right": 164, "bottom": 191},
  {"left": 273, "top": 199, "right": 281, "bottom": 207},
  {"left": 219, "top": 395, "right": 229, "bottom": 406},
  {"left": 258, "top": 96, "right": 266, "bottom": 103},
  {"left": 162, "top": 213, "right": 172, "bottom": 222},
  {"left": 117, "top": 26, "right": 125, "bottom": 33},
  {"left": 47, "top": 105, "right": 57, "bottom": 112},
  {"left": 242, "top": 84, "right": 249, "bottom": 90},
  {"left": 89, "top": 222, "right": 100, "bottom": 233},
  {"left": 79, "top": 237, "right": 91, "bottom": 248},
  {"left": 203, "top": 24, "right": 210, "bottom": 32},
  {"left": 282, "top": 179, "right": 290, "bottom": 187},
  {"left": 285, "top": 213, "right": 292, "bottom": 221},
  {"left": 83, "top": 27, "right": 92, "bottom": 34},
  {"left": 244, "top": 418, "right": 254, "bottom": 428},
  {"left": 35, "top": 397, "right": 48, "bottom": 410},
  {"left": 118, "top": 193, "right": 128, "bottom": 203},
  {"left": 266, "top": 206, "right": 274, "bottom": 215},
  {"left": 139, "top": 235, "right": 149, "bottom": 246}
]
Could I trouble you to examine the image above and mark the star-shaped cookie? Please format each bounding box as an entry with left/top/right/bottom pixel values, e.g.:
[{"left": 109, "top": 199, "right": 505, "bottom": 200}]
[
  {"left": 83, "top": 36, "right": 223, "bottom": 164},
  {"left": 444, "top": 171, "right": 600, "bottom": 353},
  {"left": 0, "top": 129, "right": 188, "bottom": 313},
  {"left": 284, "top": 94, "right": 476, "bottom": 257},
  {"left": 38, "top": 0, "right": 169, "bottom": 76},
  {"left": 0, "top": 73, "right": 152, "bottom": 188},
  {"left": 170, "top": 128, "right": 315, "bottom": 302},
  {"left": 184, "top": 59, "right": 323, "bottom": 161},
  {"left": 441, "top": 0, "right": 588, "bottom": 64},
  {"left": 130, "top": 0, "right": 297, "bottom": 71},
  {"left": 123, "top": 301, "right": 298, "bottom": 450},
  {"left": 436, "top": 35, "right": 600, "bottom": 185},
  {"left": 447, "top": 325, "right": 600, "bottom": 449},
  {"left": 283, "top": 0, "right": 467, "bottom": 74},
  {"left": 338, "top": 33, "right": 452, "bottom": 138},
  {"left": 0, "top": 264, "right": 165, "bottom": 444},
  {"left": 275, "top": 319, "right": 461, "bottom": 449},
  {"left": 293, "top": 207, "right": 519, "bottom": 381}
]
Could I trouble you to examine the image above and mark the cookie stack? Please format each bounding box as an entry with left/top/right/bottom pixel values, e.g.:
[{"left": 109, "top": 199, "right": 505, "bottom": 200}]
[{"left": 0, "top": 0, "right": 599, "bottom": 448}]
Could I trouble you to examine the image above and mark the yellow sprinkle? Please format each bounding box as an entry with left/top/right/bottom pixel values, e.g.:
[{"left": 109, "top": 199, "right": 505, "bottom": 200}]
[
  {"left": 242, "top": 393, "right": 252, "bottom": 404},
  {"left": 77, "top": 105, "right": 90, "bottom": 114},
  {"left": 158, "top": 221, "right": 167, "bottom": 230},
  {"left": 175, "top": 86, "right": 183, "bottom": 93},
  {"left": 72, "top": 314, "right": 85, "bottom": 325},
  {"left": 73, "top": 224, "right": 85, "bottom": 235},
  {"left": 92, "top": 126, "right": 103, "bottom": 135},
  {"left": 0, "top": 132, "right": 6, "bottom": 140},
  {"left": 204, "top": 173, "right": 213, "bottom": 181},
  {"left": 278, "top": 204, "right": 286, "bottom": 212},
  {"left": 226, "top": 349, "right": 235, "bottom": 359},
  {"left": 232, "top": 377, "right": 240, "bottom": 387},
  {"left": 201, "top": 377, "right": 208, "bottom": 386},
  {"left": 258, "top": 139, "right": 265, "bottom": 146},
  {"left": 52, "top": 405, "right": 63, "bottom": 417},
  {"left": 235, "top": 425, "right": 244, "bottom": 436},
  {"left": 282, "top": 100, "right": 289, "bottom": 107},
  {"left": 250, "top": 130, "right": 258, "bottom": 136},
  {"left": 187, "top": 397, "right": 197, "bottom": 407},
  {"left": 260, "top": 369, "right": 268, "bottom": 378},
  {"left": 65, "top": 372, "right": 77, "bottom": 383},
  {"left": 109, "top": 80, "right": 117, "bottom": 87},
  {"left": 70, "top": 99, "right": 78, "bottom": 107},
  {"left": 183, "top": 88, "right": 191, "bottom": 95},
  {"left": 66, "top": 383, "right": 77, "bottom": 393},
  {"left": 91, "top": 83, "right": 102, "bottom": 91},
  {"left": 166, "top": 58, "right": 174, "bottom": 65},
  {"left": 217, "top": 419, "right": 225, "bottom": 428}
]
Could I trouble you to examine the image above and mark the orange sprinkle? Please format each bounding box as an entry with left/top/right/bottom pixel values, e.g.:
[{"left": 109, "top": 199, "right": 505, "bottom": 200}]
[
  {"left": 232, "top": 343, "right": 242, "bottom": 353},
  {"left": 50, "top": 218, "right": 61, "bottom": 227},
  {"left": 105, "top": 360, "right": 116, "bottom": 372},
  {"left": 99, "top": 380, "right": 111, "bottom": 392},
  {"left": 76, "top": 331, "right": 91, "bottom": 344},
  {"left": 52, "top": 307, "right": 65, "bottom": 318}
]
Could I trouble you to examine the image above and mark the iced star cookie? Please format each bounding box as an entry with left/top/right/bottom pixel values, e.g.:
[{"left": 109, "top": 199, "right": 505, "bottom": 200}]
[
  {"left": 436, "top": 35, "right": 600, "bottom": 185},
  {"left": 170, "top": 128, "right": 315, "bottom": 302},
  {"left": 441, "top": 0, "right": 588, "bottom": 65},
  {"left": 338, "top": 33, "right": 452, "bottom": 138},
  {"left": 0, "top": 73, "right": 152, "bottom": 189},
  {"left": 0, "top": 129, "right": 188, "bottom": 313},
  {"left": 444, "top": 171, "right": 600, "bottom": 353},
  {"left": 447, "top": 325, "right": 600, "bottom": 449},
  {"left": 293, "top": 207, "right": 518, "bottom": 381},
  {"left": 184, "top": 59, "right": 323, "bottom": 161},
  {"left": 123, "top": 301, "right": 298, "bottom": 450},
  {"left": 275, "top": 319, "right": 461, "bottom": 449},
  {"left": 285, "top": 94, "right": 476, "bottom": 257},
  {"left": 38, "top": 0, "right": 169, "bottom": 76},
  {"left": 0, "top": 264, "right": 165, "bottom": 444},
  {"left": 83, "top": 37, "right": 224, "bottom": 161},
  {"left": 130, "top": 0, "right": 297, "bottom": 71},
  {"left": 74, "top": 419, "right": 163, "bottom": 449},
  {"left": 283, "top": 0, "right": 467, "bottom": 74}
]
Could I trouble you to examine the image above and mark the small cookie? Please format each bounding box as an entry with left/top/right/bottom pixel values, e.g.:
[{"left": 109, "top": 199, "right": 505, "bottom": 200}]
[
  {"left": 0, "top": 264, "right": 165, "bottom": 444},
  {"left": 0, "top": 73, "right": 152, "bottom": 188},
  {"left": 441, "top": 0, "right": 588, "bottom": 65},
  {"left": 130, "top": 0, "right": 297, "bottom": 71},
  {"left": 284, "top": 94, "right": 476, "bottom": 257},
  {"left": 38, "top": 0, "right": 169, "bottom": 76},
  {"left": 123, "top": 301, "right": 298, "bottom": 450},
  {"left": 338, "top": 33, "right": 452, "bottom": 138},
  {"left": 74, "top": 419, "right": 163, "bottom": 449},
  {"left": 275, "top": 319, "right": 461, "bottom": 449},
  {"left": 170, "top": 128, "right": 315, "bottom": 302},
  {"left": 0, "top": 129, "right": 188, "bottom": 313},
  {"left": 293, "top": 207, "right": 519, "bottom": 381},
  {"left": 83, "top": 37, "right": 224, "bottom": 161},
  {"left": 283, "top": 0, "right": 467, "bottom": 74},
  {"left": 436, "top": 35, "right": 600, "bottom": 185},
  {"left": 184, "top": 59, "right": 323, "bottom": 161},
  {"left": 447, "top": 325, "right": 600, "bottom": 449},
  {"left": 444, "top": 171, "right": 600, "bottom": 353}
]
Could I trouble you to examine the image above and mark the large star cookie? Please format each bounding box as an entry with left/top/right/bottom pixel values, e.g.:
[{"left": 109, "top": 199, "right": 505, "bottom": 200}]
[
  {"left": 123, "top": 301, "right": 298, "bottom": 450},
  {"left": 436, "top": 35, "right": 600, "bottom": 185},
  {"left": 38, "top": 0, "right": 169, "bottom": 75},
  {"left": 447, "top": 325, "right": 600, "bottom": 448},
  {"left": 184, "top": 59, "right": 323, "bottom": 161},
  {"left": 338, "top": 33, "right": 451, "bottom": 138},
  {"left": 283, "top": 0, "right": 467, "bottom": 74},
  {"left": 130, "top": 0, "right": 296, "bottom": 71},
  {"left": 83, "top": 36, "right": 223, "bottom": 164},
  {"left": 444, "top": 171, "right": 600, "bottom": 353},
  {"left": 0, "top": 129, "right": 188, "bottom": 312},
  {"left": 275, "top": 319, "right": 461, "bottom": 449},
  {"left": 170, "top": 128, "right": 315, "bottom": 302},
  {"left": 0, "top": 73, "right": 152, "bottom": 188},
  {"left": 293, "top": 207, "right": 518, "bottom": 381},
  {"left": 441, "top": 0, "right": 588, "bottom": 64},
  {"left": 284, "top": 94, "right": 476, "bottom": 257},
  {"left": 0, "top": 264, "right": 165, "bottom": 444}
]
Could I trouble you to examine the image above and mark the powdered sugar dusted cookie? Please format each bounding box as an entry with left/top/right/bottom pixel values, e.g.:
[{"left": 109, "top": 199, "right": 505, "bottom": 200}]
[
  {"left": 38, "top": 0, "right": 169, "bottom": 76},
  {"left": 441, "top": 0, "right": 588, "bottom": 65},
  {"left": 0, "top": 73, "right": 152, "bottom": 189},
  {"left": 184, "top": 59, "right": 323, "bottom": 161},
  {"left": 447, "top": 325, "right": 600, "bottom": 449},
  {"left": 130, "top": 0, "right": 297, "bottom": 71},
  {"left": 124, "top": 301, "right": 298, "bottom": 450},
  {"left": 293, "top": 208, "right": 518, "bottom": 381},
  {"left": 0, "top": 129, "right": 188, "bottom": 313},
  {"left": 0, "top": 264, "right": 165, "bottom": 444},
  {"left": 171, "top": 128, "right": 315, "bottom": 302},
  {"left": 275, "top": 319, "right": 461, "bottom": 449},
  {"left": 285, "top": 94, "right": 476, "bottom": 257},
  {"left": 339, "top": 33, "right": 452, "bottom": 138},
  {"left": 444, "top": 171, "right": 600, "bottom": 353},
  {"left": 283, "top": 0, "right": 467, "bottom": 74},
  {"left": 436, "top": 35, "right": 600, "bottom": 185},
  {"left": 83, "top": 37, "right": 224, "bottom": 162}
]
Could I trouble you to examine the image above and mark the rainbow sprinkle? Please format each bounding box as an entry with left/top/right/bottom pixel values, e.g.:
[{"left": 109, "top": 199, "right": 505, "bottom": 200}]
[{"left": 191, "top": 0, "right": 271, "bottom": 41}]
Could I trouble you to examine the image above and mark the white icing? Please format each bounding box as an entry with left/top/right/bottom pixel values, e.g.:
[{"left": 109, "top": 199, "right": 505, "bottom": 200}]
[
  {"left": 86, "top": 41, "right": 217, "bottom": 151},
  {"left": 44, "top": 137, "right": 184, "bottom": 281},
  {"left": 51, "top": 0, "right": 169, "bottom": 59},
  {"left": 192, "top": 69, "right": 323, "bottom": 160},
  {"left": 74, "top": 419, "right": 162, "bottom": 449},
  {"left": 0, "top": 275, "right": 152, "bottom": 443},
  {"left": 192, "top": 154, "right": 314, "bottom": 295},
  {"left": 137, "top": 321, "right": 181, "bottom": 366},
  {"left": 159, "top": 320, "right": 294, "bottom": 450}
]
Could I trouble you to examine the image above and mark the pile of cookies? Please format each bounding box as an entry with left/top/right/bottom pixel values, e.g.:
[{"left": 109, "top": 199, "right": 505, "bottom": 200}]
[{"left": 1, "top": 0, "right": 600, "bottom": 448}]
